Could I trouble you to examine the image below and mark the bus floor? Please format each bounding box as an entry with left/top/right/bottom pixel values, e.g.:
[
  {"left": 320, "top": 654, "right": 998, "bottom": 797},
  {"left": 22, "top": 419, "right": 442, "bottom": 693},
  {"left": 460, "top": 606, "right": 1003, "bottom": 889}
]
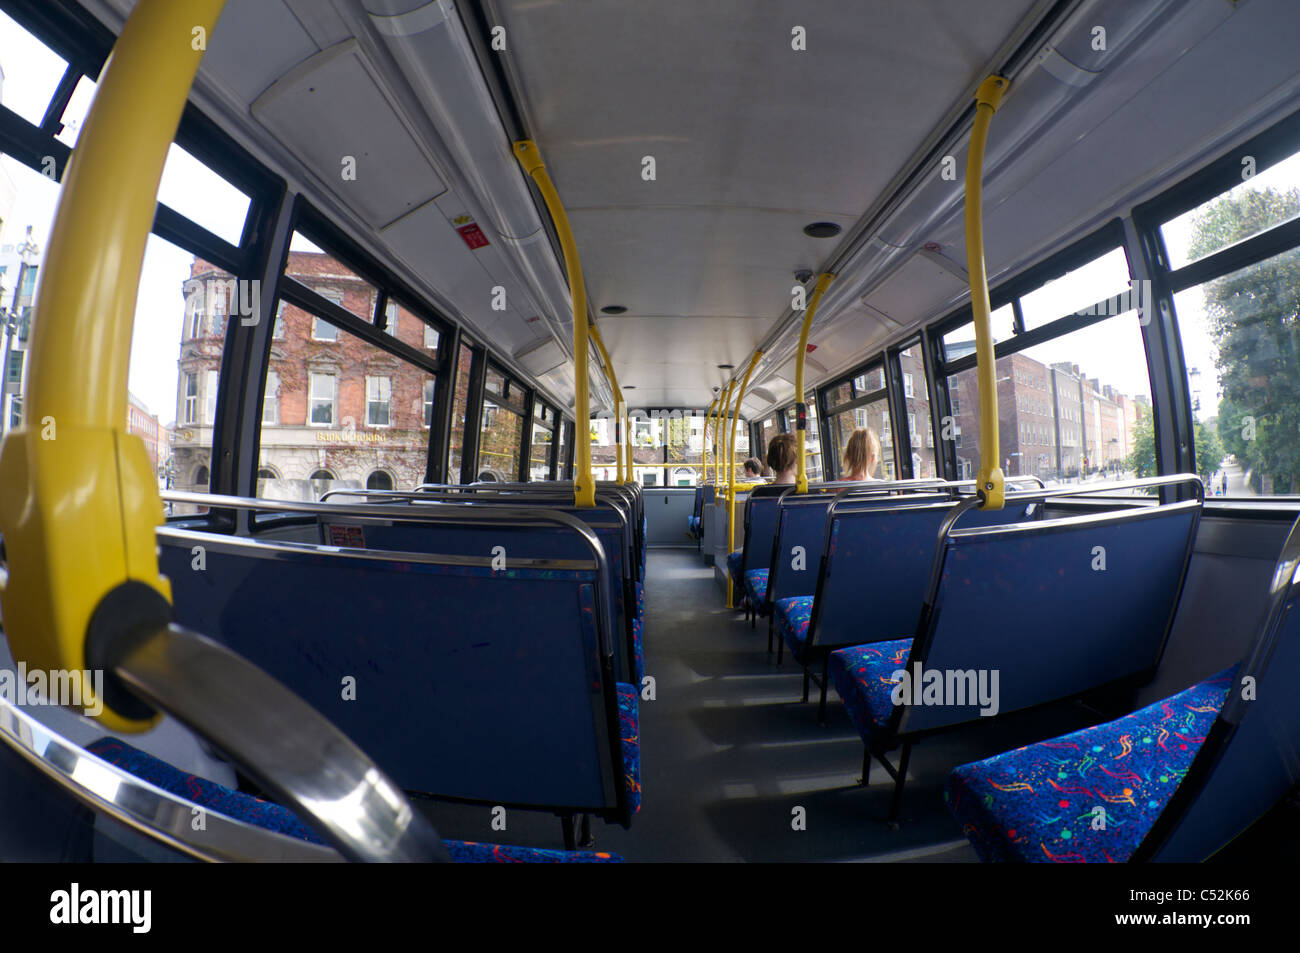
[{"left": 409, "top": 549, "right": 1300, "bottom": 862}]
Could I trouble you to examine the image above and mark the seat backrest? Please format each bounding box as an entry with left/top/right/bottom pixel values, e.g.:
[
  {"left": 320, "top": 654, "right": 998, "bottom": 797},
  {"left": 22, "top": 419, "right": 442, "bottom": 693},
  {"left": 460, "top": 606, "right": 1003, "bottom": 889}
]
[
  {"left": 318, "top": 513, "right": 636, "bottom": 683},
  {"left": 898, "top": 500, "right": 1201, "bottom": 735},
  {"left": 742, "top": 492, "right": 787, "bottom": 573},
  {"left": 763, "top": 495, "right": 835, "bottom": 604},
  {"left": 156, "top": 523, "right": 629, "bottom": 823},
  {"left": 1138, "top": 515, "right": 1300, "bottom": 861},
  {"left": 808, "top": 497, "right": 1039, "bottom": 650}
]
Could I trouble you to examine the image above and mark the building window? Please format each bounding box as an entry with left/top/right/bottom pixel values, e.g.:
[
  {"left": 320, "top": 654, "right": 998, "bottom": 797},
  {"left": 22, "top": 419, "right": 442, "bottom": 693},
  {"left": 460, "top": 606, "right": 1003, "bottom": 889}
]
[
  {"left": 273, "top": 301, "right": 286, "bottom": 339},
  {"left": 424, "top": 323, "right": 439, "bottom": 349},
  {"left": 908, "top": 412, "right": 916, "bottom": 437},
  {"left": 423, "top": 379, "right": 435, "bottom": 429},
  {"left": 193, "top": 465, "right": 209, "bottom": 487},
  {"left": 950, "top": 393, "right": 961, "bottom": 414},
  {"left": 262, "top": 370, "right": 280, "bottom": 425},
  {"left": 312, "top": 317, "right": 338, "bottom": 341},
  {"left": 204, "top": 369, "right": 218, "bottom": 425},
  {"left": 385, "top": 301, "right": 399, "bottom": 337},
  {"left": 308, "top": 469, "right": 334, "bottom": 498},
  {"left": 309, "top": 372, "right": 335, "bottom": 425},
  {"left": 366, "top": 470, "right": 394, "bottom": 491},
  {"left": 366, "top": 376, "right": 391, "bottom": 427},
  {"left": 903, "top": 373, "right": 914, "bottom": 398},
  {"left": 954, "top": 424, "right": 963, "bottom": 448},
  {"left": 183, "top": 372, "right": 199, "bottom": 424}
]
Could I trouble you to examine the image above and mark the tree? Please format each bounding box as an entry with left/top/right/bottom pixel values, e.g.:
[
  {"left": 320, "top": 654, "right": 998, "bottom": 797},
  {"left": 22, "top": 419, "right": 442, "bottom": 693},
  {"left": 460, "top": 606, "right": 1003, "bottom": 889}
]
[
  {"left": 1124, "top": 409, "right": 1222, "bottom": 484},
  {"left": 1188, "top": 185, "right": 1300, "bottom": 493},
  {"left": 1125, "top": 411, "right": 1156, "bottom": 478}
]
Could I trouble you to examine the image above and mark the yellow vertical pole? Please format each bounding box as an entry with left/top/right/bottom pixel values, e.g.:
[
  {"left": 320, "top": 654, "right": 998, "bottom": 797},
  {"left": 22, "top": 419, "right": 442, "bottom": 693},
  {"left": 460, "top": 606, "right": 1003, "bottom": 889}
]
[
  {"left": 965, "top": 75, "right": 1009, "bottom": 510},
  {"left": 624, "top": 414, "right": 634, "bottom": 485},
  {"left": 725, "top": 352, "right": 762, "bottom": 608},
  {"left": 702, "top": 398, "right": 717, "bottom": 484},
  {"left": 794, "top": 273, "right": 835, "bottom": 493},
  {"left": 587, "top": 321, "right": 622, "bottom": 484},
  {"left": 514, "top": 140, "right": 595, "bottom": 507},
  {"left": 0, "top": 0, "right": 227, "bottom": 732}
]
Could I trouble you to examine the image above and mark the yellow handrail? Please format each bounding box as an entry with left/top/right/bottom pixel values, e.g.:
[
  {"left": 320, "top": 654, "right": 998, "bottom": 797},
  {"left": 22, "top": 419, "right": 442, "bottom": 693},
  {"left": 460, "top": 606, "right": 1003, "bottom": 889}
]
[
  {"left": 794, "top": 273, "right": 835, "bottom": 493},
  {"left": 965, "top": 75, "right": 1009, "bottom": 510},
  {"left": 724, "top": 351, "right": 762, "bottom": 608},
  {"left": 587, "top": 320, "right": 623, "bottom": 483},
  {"left": 0, "top": 0, "right": 226, "bottom": 732},
  {"left": 514, "top": 140, "right": 595, "bottom": 507},
  {"left": 707, "top": 397, "right": 717, "bottom": 483},
  {"left": 716, "top": 381, "right": 734, "bottom": 493},
  {"left": 624, "top": 416, "right": 633, "bottom": 485}
]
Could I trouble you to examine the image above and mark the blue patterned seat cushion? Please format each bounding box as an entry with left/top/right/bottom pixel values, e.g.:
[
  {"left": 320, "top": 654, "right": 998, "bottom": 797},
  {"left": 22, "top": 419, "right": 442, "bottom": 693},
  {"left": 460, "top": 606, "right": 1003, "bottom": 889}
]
[
  {"left": 775, "top": 595, "right": 815, "bottom": 662},
  {"left": 744, "top": 568, "right": 770, "bottom": 608},
  {"left": 444, "top": 841, "right": 621, "bottom": 863},
  {"left": 631, "top": 616, "right": 645, "bottom": 685},
  {"left": 86, "top": 737, "right": 622, "bottom": 862},
  {"left": 726, "top": 549, "right": 743, "bottom": 583},
  {"left": 828, "top": 639, "right": 914, "bottom": 743},
  {"left": 634, "top": 580, "right": 645, "bottom": 623},
  {"left": 616, "top": 682, "right": 642, "bottom": 814},
  {"left": 944, "top": 668, "right": 1235, "bottom": 863}
]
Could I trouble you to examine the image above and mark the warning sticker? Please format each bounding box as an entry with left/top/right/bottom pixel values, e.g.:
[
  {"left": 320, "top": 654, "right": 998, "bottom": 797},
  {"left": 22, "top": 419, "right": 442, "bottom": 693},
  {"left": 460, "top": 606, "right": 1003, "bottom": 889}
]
[
  {"left": 325, "top": 524, "right": 366, "bottom": 548},
  {"left": 456, "top": 222, "right": 490, "bottom": 249}
]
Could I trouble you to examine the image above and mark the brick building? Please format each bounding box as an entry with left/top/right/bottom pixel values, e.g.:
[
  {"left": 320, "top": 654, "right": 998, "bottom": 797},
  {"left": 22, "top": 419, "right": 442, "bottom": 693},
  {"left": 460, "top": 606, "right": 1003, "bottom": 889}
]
[
  {"left": 948, "top": 347, "right": 1138, "bottom": 482},
  {"left": 172, "top": 252, "right": 438, "bottom": 502},
  {"left": 126, "top": 390, "right": 161, "bottom": 473}
]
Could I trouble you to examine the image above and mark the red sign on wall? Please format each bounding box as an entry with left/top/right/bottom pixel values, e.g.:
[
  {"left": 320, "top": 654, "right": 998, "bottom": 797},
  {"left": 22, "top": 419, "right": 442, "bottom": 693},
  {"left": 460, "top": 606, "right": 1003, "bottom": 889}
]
[{"left": 456, "top": 223, "right": 490, "bottom": 250}]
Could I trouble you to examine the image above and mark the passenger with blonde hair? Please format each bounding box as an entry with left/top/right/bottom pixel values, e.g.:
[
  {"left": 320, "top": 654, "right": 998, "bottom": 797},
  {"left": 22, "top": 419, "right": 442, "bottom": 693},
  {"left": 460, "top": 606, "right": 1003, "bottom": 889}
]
[{"left": 842, "top": 427, "right": 881, "bottom": 481}]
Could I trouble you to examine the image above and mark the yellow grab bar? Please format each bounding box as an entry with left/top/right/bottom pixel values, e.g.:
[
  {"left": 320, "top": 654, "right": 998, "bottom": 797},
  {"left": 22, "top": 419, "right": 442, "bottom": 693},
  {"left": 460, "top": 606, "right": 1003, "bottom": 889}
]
[
  {"left": 0, "top": 0, "right": 227, "bottom": 732},
  {"left": 717, "top": 381, "right": 735, "bottom": 493},
  {"left": 705, "top": 397, "right": 719, "bottom": 484},
  {"left": 586, "top": 321, "right": 622, "bottom": 483},
  {"left": 794, "top": 273, "right": 835, "bottom": 493},
  {"left": 965, "top": 75, "right": 1009, "bottom": 510},
  {"left": 724, "top": 351, "right": 762, "bottom": 609},
  {"left": 624, "top": 416, "right": 633, "bottom": 485},
  {"left": 514, "top": 140, "right": 595, "bottom": 507}
]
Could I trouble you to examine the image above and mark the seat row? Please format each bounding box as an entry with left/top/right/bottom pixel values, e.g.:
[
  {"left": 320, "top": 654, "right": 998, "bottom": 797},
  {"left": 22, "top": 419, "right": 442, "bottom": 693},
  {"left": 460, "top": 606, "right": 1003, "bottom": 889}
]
[
  {"left": 718, "top": 474, "right": 1300, "bottom": 859},
  {"left": 81, "top": 480, "right": 649, "bottom": 860}
]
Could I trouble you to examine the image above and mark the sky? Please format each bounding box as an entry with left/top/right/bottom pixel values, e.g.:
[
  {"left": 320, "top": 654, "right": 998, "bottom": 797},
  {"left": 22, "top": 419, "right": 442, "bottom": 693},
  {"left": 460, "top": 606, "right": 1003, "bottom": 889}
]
[{"left": 3, "top": 9, "right": 1299, "bottom": 431}]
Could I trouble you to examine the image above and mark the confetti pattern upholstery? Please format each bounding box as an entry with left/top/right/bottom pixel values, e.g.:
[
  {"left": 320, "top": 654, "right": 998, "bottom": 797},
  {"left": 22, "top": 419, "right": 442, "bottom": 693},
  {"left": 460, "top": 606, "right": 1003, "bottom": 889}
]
[{"left": 944, "top": 668, "right": 1235, "bottom": 863}]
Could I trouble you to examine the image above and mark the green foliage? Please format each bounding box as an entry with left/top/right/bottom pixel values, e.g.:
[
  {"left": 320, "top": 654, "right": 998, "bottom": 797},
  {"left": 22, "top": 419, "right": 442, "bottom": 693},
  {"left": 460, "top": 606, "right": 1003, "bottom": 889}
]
[
  {"left": 1188, "top": 185, "right": 1300, "bottom": 494},
  {"left": 1125, "top": 411, "right": 1157, "bottom": 478}
]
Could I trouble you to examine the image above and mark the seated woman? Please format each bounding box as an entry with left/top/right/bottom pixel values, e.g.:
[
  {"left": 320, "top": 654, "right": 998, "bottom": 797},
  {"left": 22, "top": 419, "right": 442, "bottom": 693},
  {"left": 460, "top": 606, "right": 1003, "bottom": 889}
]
[
  {"left": 841, "top": 427, "right": 882, "bottom": 481},
  {"left": 728, "top": 434, "right": 799, "bottom": 586}
]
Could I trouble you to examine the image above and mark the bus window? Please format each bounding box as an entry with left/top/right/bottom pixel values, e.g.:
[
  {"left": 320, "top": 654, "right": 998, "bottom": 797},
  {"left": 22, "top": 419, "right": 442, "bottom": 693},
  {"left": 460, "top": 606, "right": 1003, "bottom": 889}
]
[
  {"left": 478, "top": 371, "right": 525, "bottom": 482},
  {"left": 446, "top": 342, "right": 474, "bottom": 484},
  {"left": 255, "top": 269, "right": 435, "bottom": 501},
  {"left": 944, "top": 310, "right": 1150, "bottom": 489},
  {"left": 529, "top": 402, "right": 554, "bottom": 480},
  {"left": 0, "top": 10, "right": 68, "bottom": 127},
  {"left": 1162, "top": 151, "right": 1300, "bottom": 271},
  {"left": 131, "top": 236, "right": 238, "bottom": 515}
]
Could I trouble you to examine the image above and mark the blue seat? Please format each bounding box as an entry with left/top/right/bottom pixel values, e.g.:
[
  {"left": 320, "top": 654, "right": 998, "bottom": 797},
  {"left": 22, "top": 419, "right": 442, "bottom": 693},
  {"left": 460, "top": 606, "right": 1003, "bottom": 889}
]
[
  {"left": 86, "top": 738, "right": 623, "bottom": 863},
  {"left": 323, "top": 506, "right": 644, "bottom": 685},
  {"left": 776, "top": 494, "right": 1036, "bottom": 714},
  {"left": 948, "top": 507, "right": 1300, "bottom": 862},
  {"left": 829, "top": 495, "right": 1201, "bottom": 822},
  {"left": 944, "top": 669, "right": 1234, "bottom": 862},
  {"left": 729, "top": 491, "right": 785, "bottom": 610},
  {"left": 159, "top": 509, "right": 641, "bottom": 833}
]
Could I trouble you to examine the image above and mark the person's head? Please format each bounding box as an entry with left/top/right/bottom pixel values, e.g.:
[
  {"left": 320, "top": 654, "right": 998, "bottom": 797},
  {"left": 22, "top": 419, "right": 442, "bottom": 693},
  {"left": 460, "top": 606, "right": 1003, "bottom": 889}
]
[
  {"left": 743, "top": 457, "right": 762, "bottom": 478},
  {"left": 843, "top": 427, "right": 880, "bottom": 480},
  {"left": 767, "top": 433, "right": 798, "bottom": 483}
]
